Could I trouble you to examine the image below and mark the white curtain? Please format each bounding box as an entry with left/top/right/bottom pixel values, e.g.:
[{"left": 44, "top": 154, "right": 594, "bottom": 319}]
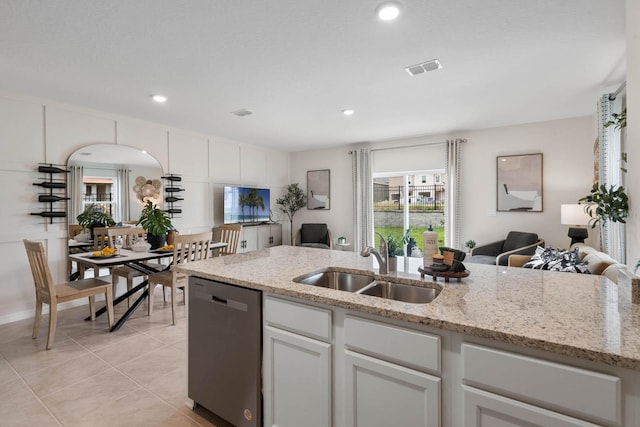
[
  {"left": 598, "top": 94, "right": 625, "bottom": 262},
  {"left": 445, "top": 139, "right": 465, "bottom": 249},
  {"left": 69, "top": 165, "right": 84, "bottom": 224},
  {"left": 351, "top": 148, "right": 373, "bottom": 251},
  {"left": 117, "top": 168, "right": 131, "bottom": 223}
]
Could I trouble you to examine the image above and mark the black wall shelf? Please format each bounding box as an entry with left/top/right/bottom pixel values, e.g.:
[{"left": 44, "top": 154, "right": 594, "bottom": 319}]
[
  {"left": 31, "top": 163, "right": 69, "bottom": 223},
  {"left": 162, "top": 174, "right": 184, "bottom": 218}
]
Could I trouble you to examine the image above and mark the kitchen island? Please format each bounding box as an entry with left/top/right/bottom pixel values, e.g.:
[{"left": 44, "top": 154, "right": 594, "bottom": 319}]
[{"left": 179, "top": 245, "right": 640, "bottom": 427}]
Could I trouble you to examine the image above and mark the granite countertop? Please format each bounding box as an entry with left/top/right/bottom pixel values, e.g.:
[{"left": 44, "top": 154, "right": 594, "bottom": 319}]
[{"left": 177, "top": 245, "right": 640, "bottom": 371}]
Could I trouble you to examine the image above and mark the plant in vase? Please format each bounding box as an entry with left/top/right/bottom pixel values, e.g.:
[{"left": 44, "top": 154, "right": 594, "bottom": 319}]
[
  {"left": 465, "top": 240, "right": 476, "bottom": 253},
  {"left": 76, "top": 204, "right": 116, "bottom": 239},
  {"left": 137, "top": 200, "right": 174, "bottom": 249},
  {"left": 578, "top": 183, "right": 629, "bottom": 228}
]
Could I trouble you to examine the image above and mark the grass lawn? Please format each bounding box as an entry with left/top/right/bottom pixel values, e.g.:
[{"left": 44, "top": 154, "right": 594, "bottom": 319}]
[{"left": 374, "top": 226, "right": 445, "bottom": 254}]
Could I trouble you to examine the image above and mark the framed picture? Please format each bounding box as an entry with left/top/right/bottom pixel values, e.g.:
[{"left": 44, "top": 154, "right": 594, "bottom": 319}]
[
  {"left": 307, "top": 169, "right": 330, "bottom": 210},
  {"left": 496, "top": 153, "right": 543, "bottom": 212}
]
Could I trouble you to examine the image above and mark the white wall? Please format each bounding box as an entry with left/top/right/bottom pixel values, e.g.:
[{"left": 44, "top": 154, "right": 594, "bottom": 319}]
[
  {"left": 291, "top": 116, "right": 597, "bottom": 252},
  {"left": 625, "top": 0, "right": 639, "bottom": 266},
  {"left": 0, "top": 92, "right": 289, "bottom": 324}
]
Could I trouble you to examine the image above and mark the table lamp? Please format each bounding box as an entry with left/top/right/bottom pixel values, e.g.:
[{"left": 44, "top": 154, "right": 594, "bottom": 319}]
[{"left": 560, "top": 204, "right": 591, "bottom": 246}]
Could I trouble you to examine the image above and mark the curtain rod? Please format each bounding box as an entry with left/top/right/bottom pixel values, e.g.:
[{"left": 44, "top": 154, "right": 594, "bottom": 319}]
[
  {"left": 349, "top": 140, "right": 460, "bottom": 154},
  {"left": 608, "top": 81, "right": 626, "bottom": 101}
]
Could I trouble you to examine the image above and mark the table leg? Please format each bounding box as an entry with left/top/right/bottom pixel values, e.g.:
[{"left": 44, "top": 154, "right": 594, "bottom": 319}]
[
  {"left": 85, "top": 280, "right": 148, "bottom": 321},
  {"left": 109, "top": 289, "right": 148, "bottom": 332}
]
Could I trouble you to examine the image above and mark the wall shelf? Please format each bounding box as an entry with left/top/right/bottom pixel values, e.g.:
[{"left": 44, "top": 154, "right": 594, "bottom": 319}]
[
  {"left": 162, "top": 174, "right": 184, "bottom": 218},
  {"left": 31, "top": 163, "right": 69, "bottom": 223}
]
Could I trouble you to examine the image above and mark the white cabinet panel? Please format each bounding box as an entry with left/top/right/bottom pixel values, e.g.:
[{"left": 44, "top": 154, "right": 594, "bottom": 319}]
[
  {"left": 344, "top": 350, "right": 441, "bottom": 427},
  {"left": 212, "top": 139, "right": 241, "bottom": 183},
  {"left": 345, "top": 315, "right": 440, "bottom": 373},
  {"left": 265, "top": 296, "right": 331, "bottom": 342},
  {"left": 258, "top": 224, "right": 282, "bottom": 248},
  {"left": 238, "top": 226, "right": 258, "bottom": 253},
  {"left": 463, "top": 386, "right": 601, "bottom": 427},
  {"left": 462, "top": 343, "right": 621, "bottom": 424},
  {"left": 240, "top": 145, "right": 266, "bottom": 185},
  {"left": 264, "top": 326, "right": 332, "bottom": 427}
]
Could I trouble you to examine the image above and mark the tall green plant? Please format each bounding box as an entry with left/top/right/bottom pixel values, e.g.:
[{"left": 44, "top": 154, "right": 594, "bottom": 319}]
[
  {"left": 578, "top": 183, "right": 629, "bottom": 228},
  {"left": 276, "top": 183, "right": 307, "bottom": 245}
]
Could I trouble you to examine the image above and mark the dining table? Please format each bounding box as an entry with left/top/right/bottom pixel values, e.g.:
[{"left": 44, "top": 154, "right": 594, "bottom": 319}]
[{"left": 68, "top": 242, "right": 228, "bottom": 331}]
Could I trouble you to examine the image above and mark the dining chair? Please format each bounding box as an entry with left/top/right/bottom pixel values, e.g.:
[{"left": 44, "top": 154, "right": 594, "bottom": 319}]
[
  {"left": 217, "top": 224, "right": 241, "bottom": 256},
  {"left": 107, "top": 227, "right": 152, "bottom": 304},
  {"left": 147, "top": 231, "right": 213, "bottom": 325},
  {"left": 78, "top": 226, "right": 111, "bottom": 279},
  {"left": 68, "top": 224, "right": 84, "bottom": 239},
  {"left": 24, "top": 239, "right": 114, "bottom": 349}
]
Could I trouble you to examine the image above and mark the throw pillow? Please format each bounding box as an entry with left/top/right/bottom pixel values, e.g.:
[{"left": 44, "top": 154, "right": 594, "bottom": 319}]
[{"left": 522, "top": 246, "right": 590, "bottom": 274}]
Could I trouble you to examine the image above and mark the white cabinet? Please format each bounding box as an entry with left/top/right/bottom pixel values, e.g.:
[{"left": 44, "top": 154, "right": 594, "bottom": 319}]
[
  {"left": 343, "top": 315, "right": 441, "bottom": 427},
  {"left": 345, "top": 350, "right": 441, "bottom": 427},
  {"left": 461, "top": 343, "right": 621, "bottom": 426},
  {"left": 263, "top": 296, "right": 332, "bottom": 427},
  {"left": 258, "top": 224, "right": 282, "bottom": 248},
  {"left": 238, "top": 223, "right": 282, "bottom": 253}
]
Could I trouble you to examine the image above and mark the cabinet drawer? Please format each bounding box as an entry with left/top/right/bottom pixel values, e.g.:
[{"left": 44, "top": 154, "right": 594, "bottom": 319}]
[
  {"left": 462, "top": 343, "right": 620, "bottom": 425},
  {"left": 344, "top": 315, "right": 440, "bottom": 373},
  {"left": 264, "top": 296, "right": 332, "bottom": 342}
]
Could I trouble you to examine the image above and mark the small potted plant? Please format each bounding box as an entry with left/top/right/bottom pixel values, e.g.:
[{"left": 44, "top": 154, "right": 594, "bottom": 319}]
[
  {"left": 465, "top": 239, "right": 476, "bottom": 253},
  {"left": 76, "top": 204, "right": 116, "bottom": 239},
  {"left": 137, "top": 200, "right": 174, "bottom": 249},
  {"left": 578, "top": 183, "right": 629, "bottom": 228},
  {"left": 385, "top": 235, "right": 404, "bottom": 273}
]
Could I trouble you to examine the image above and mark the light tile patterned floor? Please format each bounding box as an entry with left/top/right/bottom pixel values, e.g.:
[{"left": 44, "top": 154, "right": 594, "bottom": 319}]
[{"left": 0, "top": 286, "right": 232, "bottom": 427}]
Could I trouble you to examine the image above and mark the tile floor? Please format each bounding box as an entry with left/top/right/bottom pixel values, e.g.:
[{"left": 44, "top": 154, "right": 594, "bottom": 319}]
[{"left": 0, "top": 286, "right": 232, "bottom": 426}]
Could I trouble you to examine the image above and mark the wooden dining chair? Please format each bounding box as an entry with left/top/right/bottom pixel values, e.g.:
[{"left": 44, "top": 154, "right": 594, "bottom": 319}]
[
  {"left": 107, "top": 227, "right": 150, "bottom": 304},
  {"left": 24, "top": 239, "right": 114, "bottom": 349},
  {"left": 217, "top": 224, "right": 241, "bottom": 256},
  {"left": 147, "top": 231, "right": 212, "bottom": 325}
]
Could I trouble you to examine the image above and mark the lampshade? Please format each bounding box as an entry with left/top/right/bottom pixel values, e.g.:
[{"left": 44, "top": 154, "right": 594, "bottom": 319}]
[{"left": 561, "top": 204, "right": 591, "bottom": 226}]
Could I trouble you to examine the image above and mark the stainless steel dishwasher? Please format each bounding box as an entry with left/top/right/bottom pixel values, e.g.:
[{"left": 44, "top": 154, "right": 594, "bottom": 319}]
[{"left": 188, "top": 276, "right": 262, "bottom": 427}]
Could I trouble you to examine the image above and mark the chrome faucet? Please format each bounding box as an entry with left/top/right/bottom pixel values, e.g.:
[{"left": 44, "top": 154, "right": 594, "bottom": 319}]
[{"left": 360, "top": 232, "right": 388, "bottom": 275}]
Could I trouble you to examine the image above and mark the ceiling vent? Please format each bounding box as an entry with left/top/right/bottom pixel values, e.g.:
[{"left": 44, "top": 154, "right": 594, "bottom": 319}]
[
  {"left": 405, "top": 59, "right": 442, "bottom": 76},
  {"left": 231, "top": 109, "right": 253, "bottom": 117}
]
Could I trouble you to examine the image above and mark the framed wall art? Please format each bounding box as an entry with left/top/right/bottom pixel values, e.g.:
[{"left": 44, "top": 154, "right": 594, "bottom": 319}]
[
  {"left": 496, "top": 153, "right": 543, "bottom": 212},
  {"left": 307, "top": 169, "right": 330, "bottom": 210}
]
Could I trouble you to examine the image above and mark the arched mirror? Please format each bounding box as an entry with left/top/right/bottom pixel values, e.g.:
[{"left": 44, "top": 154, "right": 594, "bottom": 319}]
[{"left": 67, "top": 144, "right": 164, "bottom": 234}]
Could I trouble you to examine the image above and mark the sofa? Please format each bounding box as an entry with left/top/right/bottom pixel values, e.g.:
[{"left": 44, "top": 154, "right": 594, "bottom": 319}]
[{"left": 508, "top": 243, "right": 628, "bottom": 284}]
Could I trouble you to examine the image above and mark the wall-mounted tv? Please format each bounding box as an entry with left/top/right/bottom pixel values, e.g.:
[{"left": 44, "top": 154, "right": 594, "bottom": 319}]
[{"left": 223, "top": 186, "right": 271, "bottom": 224}]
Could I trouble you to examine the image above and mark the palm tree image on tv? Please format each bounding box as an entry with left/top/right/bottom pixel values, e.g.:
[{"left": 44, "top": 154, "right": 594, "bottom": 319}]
[{"left": 224, "top": 186, "right": 270, "bottom": 223}]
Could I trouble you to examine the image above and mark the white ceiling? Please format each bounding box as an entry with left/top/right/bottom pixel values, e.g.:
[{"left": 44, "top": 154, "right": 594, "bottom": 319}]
[{"left": 0, "top": 1, "right": 626, "bottom": 152}]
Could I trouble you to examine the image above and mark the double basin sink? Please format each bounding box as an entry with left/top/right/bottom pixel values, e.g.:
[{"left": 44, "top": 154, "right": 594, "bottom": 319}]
[{"left": 293, "top": 268, "right": 441, "bottom": 304}]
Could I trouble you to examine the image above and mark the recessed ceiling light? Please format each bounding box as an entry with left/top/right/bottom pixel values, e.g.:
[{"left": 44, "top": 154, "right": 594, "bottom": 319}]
[
  {"left": 152, "top": 94, "right": 167, "bottom": 103},
  {"left": 141, "top": 150, "right": 148, "bottom": 154},
  {"left": 376, "top": 2, "right": 401, "bottom": 21},
  {"left": 342, "top": 109, "right": 355, "bottom": 116},
  {"left": 231, "top": 108, "right": 253, "bottom": 117}
]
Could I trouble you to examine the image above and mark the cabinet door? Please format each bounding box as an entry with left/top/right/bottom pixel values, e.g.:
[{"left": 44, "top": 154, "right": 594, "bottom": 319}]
[
  {"left": 239, "top": 226, "right": 258, "bottom": 253},
  {"left": 463, "top": 386, "right": 601, "bottom": 427},
  {"left": 270, "top": 224, "right": 282, "bottom": 246},
  {"left": 344, "top": 350, "right": 441, "bottom": 427},
  {"left": 257, "top": 225, "right": 271, "bottom": 249},
  {"left": 263, "top": 325, "right": 332, "bottom": 427}
]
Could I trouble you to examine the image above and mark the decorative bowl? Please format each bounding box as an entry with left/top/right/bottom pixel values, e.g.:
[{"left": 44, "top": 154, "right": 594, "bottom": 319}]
[{"left": 131, "top": 241, "right": 151, "bottom": 252}]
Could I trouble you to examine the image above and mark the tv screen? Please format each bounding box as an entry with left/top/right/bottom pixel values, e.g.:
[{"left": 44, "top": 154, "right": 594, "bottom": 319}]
[{"left": 223, "top": 186, "right": 271, "bottom": 224}]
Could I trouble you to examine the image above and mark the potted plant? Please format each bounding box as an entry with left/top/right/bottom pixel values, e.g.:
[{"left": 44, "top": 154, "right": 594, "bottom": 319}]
[
  {"left": 465, "top": 239, "right": 476, "bottom": 253},
  {"left": 276, "top": 183, "right": 307, "bottom": 245},
  {"left": 137, "top": 200, "right": 174, "bottom": 249},
  {"left": 76, "top": 204, "right": 116, "bottom": 239},
  {"left": 578, "top": 183, "right": 629, "bottom": 228}
]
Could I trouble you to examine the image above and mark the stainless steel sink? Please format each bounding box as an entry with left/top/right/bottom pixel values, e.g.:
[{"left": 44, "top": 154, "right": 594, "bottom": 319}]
[
  {"left": 293, "top": 269, "right": 441, "bottom": 304},
  {"left": 357, "top": 280, "right": 441, "bottom": 304},
  {"left": 293, "top": 270, "right": 375, "bottom": 292}
]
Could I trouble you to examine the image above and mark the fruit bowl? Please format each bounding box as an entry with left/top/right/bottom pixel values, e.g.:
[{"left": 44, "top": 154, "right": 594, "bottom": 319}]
[{"left": 131, "top": 241, "right": 151, "bottom": 252}]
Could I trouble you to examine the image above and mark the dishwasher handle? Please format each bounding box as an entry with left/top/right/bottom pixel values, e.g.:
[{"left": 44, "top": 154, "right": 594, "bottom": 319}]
[{"left": 210, "top": 294, "right": 248, "bottom": 312}]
